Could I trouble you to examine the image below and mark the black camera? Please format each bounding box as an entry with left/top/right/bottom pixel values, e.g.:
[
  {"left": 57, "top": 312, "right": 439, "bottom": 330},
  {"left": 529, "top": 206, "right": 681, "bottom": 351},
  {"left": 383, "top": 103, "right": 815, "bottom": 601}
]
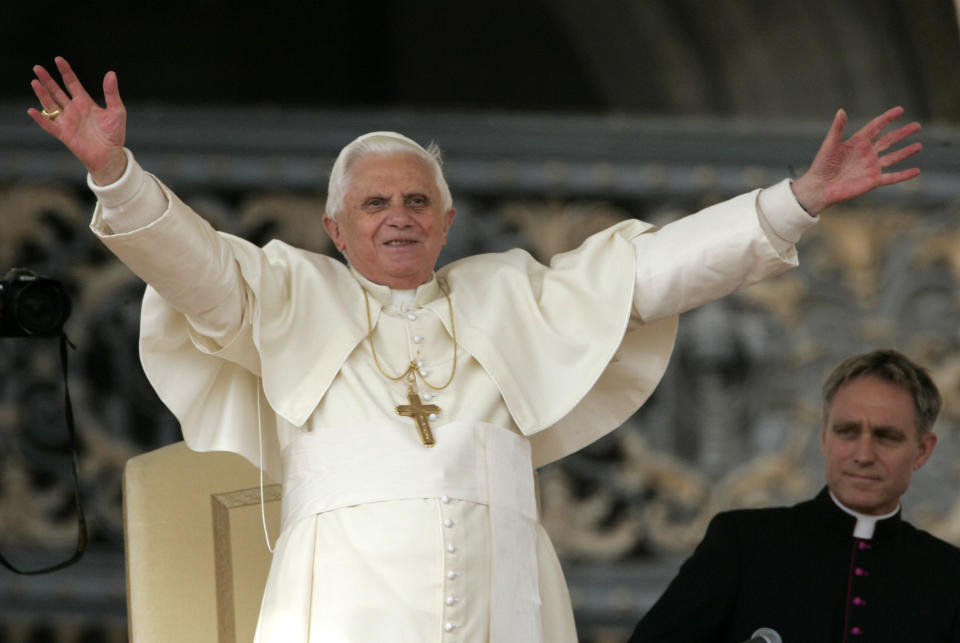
[{"left": 0, "top": 269, "right": 71, "bottom": 337}]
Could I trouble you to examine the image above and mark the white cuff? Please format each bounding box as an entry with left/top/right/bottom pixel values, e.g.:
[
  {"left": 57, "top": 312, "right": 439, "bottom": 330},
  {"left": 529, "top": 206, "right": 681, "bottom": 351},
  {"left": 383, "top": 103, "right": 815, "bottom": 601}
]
[
  {"left": 88, "top": 149, "right": 168, "bottom": 234},
  {"left": 86, "top": 148, "right": 142, "bottom": 207},
  {"left": 757, "top": 178, "right": 817, "bottom": 246}
]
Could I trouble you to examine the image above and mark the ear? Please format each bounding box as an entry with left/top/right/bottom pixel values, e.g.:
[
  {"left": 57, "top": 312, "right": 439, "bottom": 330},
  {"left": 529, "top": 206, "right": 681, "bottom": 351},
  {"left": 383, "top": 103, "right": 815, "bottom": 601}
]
[
  {"left": 441, "top": 207, "right": 456, "bottom": 241},
  {"left": 913, "top": 431, "right": 937, "bottom": 471},
  {"left": 322, "top": 213, "right": 346, "bottom": 253}
]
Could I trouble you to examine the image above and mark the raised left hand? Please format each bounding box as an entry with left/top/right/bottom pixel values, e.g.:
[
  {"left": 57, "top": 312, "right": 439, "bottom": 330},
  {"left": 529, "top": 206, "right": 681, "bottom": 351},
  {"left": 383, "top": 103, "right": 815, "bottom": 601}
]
[{"left": 790, "top": 106, "right": 921, "bottom": 216}]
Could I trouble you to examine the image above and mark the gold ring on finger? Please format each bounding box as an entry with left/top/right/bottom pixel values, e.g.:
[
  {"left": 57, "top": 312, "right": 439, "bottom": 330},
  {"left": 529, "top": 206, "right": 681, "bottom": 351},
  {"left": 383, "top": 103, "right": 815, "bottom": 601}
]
[{"left": 41, "top": 108, "right": 62, "bottom": 121}]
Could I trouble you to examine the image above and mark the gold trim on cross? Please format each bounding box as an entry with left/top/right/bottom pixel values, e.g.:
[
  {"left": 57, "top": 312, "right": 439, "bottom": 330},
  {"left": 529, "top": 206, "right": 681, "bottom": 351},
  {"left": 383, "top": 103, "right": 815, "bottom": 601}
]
[{"left": 396, "top": 387, "right": 441, "bottom": 447}]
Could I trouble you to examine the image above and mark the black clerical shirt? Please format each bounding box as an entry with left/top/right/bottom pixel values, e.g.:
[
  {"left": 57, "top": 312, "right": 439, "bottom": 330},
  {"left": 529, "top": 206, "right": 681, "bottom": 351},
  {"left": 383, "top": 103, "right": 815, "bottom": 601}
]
[{"left": 630, "top": 487, "right": 960, "bottom": 642}]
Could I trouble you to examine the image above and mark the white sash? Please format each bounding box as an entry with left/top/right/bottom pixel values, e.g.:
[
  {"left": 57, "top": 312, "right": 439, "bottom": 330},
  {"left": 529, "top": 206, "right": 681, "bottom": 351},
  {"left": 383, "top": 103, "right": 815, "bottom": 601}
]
[{"left": 280, "top": 419, "right": 542, "bottom": 643}]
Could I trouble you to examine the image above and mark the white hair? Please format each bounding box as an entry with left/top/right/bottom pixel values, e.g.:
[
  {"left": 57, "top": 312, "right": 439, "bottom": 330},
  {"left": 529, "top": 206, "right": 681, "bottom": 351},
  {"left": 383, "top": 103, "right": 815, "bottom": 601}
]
[{"left": 325, "top": 131, "right": 453, "bottom": 219}]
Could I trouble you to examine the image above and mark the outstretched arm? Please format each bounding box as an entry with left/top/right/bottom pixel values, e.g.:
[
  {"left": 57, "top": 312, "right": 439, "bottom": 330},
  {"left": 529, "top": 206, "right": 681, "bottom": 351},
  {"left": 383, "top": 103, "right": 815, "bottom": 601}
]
[
  {"left": 790, "top": 106, "right": 921, "bottom": 216},
  {"left": 28, "top": 56, "right": 128, "bottom": 186},
  {"left": 28, "top": 57, "right": 245, "bottom": 345}
]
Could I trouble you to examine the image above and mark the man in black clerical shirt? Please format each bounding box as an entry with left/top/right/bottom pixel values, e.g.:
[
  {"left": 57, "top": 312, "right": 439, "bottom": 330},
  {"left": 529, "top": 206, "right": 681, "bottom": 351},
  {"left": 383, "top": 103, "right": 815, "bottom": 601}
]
[{"left": 630, "top": 349, "right": 960, "bottom": 643}]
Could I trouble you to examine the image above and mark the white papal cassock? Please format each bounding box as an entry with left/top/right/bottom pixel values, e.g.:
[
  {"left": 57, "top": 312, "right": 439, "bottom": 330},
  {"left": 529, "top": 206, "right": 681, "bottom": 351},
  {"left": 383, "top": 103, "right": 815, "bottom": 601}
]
[{"left": 90, "top": 149, "right": 813, "bottom": 642}]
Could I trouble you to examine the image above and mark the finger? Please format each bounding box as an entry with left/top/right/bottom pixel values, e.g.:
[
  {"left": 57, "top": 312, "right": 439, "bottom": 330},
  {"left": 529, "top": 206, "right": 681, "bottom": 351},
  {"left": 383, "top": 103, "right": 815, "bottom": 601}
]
[
  {"left": 30, "top": 78, "right": 61, "bottom": 112},
  {"left": 32, "top": 64, "right": 71, "bottom": 107},
  {"left": 878, "top": 167, "right": 920, "bottom": 186},
  {"left": 856, "top": 106, "right": 905, "bottom": 141},
  {"left": 879, "top": 142, "right": 922, "bottom": 169},
  {"left": 874, "top": 122, "right": 921, "bottom": 153},
  {"left": 27, "top": 107, "right": 61, "bottom": 137},
  {"left": 102, "top": 71, "right": 124, "bottom": 111},
  {"left": 55, "top": 56, "right": 93, "bottom": 103},
  {"left": 821, "top": 108, "right": 847, "bottom": 149}
]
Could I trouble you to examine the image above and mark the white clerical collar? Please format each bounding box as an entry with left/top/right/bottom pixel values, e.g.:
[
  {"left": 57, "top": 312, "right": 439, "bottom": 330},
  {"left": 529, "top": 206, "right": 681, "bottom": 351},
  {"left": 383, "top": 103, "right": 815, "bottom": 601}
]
[
  {"left": 828, "top": 489, "right": 899, "bottom": 539},
  {"left": 391, "top": 288, "right": 416, "bottom": 307},
  {"left": 348, "top": 265, "right": 439, "bottom": 308}
]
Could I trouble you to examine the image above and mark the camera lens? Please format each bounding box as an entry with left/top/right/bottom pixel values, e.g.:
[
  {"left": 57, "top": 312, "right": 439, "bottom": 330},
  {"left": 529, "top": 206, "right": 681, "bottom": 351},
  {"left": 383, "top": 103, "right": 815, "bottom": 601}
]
[
  {"left": 0, "top": 269, "right": 72, "bottom": 337},
  {"left": 14, "top": 280, "right": 70, "bottom": 336}
]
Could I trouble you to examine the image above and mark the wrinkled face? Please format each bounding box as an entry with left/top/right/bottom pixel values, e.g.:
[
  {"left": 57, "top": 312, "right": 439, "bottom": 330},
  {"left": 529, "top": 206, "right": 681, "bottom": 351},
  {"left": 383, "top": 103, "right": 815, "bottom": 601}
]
[
  {"left": 822, "top": 376, "right": 936, "bottom": 515},
  {"left": 323, "top": 153, "right": 455, "bottom": 289}
]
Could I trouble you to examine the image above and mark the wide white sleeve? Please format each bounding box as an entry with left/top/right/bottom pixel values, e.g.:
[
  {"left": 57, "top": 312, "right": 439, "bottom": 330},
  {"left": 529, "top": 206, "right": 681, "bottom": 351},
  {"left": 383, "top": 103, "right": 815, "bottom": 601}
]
[
  {"left": 631, "top": 179, "right": 816, "bottom": 322},
  {"left": 88, "top": 151, "right": 245, "bottom": 345}
]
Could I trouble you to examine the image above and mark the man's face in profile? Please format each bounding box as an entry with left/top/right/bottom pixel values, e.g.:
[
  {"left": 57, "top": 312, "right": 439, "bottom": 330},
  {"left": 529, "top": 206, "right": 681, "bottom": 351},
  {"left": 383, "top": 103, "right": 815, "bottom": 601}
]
[{"left": 821, "top": 375, "right": 936, "bottom": 515}]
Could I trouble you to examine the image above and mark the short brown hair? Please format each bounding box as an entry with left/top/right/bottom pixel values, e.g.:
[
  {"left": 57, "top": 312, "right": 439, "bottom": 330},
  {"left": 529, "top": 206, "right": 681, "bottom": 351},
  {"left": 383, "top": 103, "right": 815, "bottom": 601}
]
[{"left": 822, "top": 349, "right": 942, "bottom": 436}]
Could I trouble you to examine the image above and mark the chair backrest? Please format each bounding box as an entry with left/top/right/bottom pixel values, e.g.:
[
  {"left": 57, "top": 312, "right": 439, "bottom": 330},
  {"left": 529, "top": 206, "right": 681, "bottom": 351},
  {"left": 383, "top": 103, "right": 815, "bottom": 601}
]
[{"left": 122, "top": 441, "right": 281, "bottom": 643}]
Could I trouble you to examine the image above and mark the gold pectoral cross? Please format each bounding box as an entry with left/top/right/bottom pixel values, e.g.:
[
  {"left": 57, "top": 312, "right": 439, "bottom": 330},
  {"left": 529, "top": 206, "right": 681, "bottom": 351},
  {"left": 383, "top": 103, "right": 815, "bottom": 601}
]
[{"left": 396, "top": 386, "right": 441, "bottom": 447}]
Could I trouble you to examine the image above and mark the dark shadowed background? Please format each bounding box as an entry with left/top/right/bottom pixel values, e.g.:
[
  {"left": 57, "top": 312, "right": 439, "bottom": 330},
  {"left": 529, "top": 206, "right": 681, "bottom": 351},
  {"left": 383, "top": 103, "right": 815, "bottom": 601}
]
[{"left": 1, "top": 2, "right": 958, "bottom": 642}]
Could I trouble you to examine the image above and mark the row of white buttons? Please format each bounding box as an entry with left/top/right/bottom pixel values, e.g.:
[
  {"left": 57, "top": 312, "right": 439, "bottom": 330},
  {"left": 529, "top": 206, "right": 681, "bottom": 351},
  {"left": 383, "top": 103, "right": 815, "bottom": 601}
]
[
  {"left": 441, "top": 496, "right": 459, "bottom": 634},
  {"left": 406, "top": 314, "right": 438, "bottom": 400},
  {"left": 416, "top": 360, "right": 431, "bottom": 377},
  {"left": 402, "top": 307, "right": 443, "bottom": 411},
  {"left": 402, "top": 305, "right": 459, "bottom": 634}
]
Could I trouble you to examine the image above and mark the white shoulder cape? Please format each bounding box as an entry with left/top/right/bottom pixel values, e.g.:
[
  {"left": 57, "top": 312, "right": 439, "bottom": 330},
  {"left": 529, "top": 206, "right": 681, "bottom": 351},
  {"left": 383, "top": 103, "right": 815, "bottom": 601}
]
[{"left": 132, "top": 193, "right": 676, "bottom": 479}]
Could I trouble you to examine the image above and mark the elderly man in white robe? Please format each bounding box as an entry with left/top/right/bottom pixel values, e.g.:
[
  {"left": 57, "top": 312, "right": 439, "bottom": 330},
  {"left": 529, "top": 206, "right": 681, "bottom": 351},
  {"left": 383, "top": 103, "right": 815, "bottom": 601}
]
[{"left": 29, "top": 57, "right": 922, "bottom": 642}]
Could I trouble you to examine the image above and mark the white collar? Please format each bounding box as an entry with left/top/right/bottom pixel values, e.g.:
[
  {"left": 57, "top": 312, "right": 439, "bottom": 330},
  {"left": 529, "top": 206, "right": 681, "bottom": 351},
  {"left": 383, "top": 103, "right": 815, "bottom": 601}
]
[
  {"left": 391, "top": 288, "right": 416, "bottom": 307},
  {"left": 349, "top": 265, "right": 440, "bottom": 309},
  {"left": 828, "top": 489, "right": 899, "bottom": 539}
]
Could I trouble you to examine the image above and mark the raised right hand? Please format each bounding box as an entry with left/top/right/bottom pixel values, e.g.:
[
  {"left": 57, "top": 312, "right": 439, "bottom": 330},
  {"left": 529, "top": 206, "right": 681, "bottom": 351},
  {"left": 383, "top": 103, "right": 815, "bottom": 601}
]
[{"left": 28, "top": 57, "right": 128, "bottom": 186}]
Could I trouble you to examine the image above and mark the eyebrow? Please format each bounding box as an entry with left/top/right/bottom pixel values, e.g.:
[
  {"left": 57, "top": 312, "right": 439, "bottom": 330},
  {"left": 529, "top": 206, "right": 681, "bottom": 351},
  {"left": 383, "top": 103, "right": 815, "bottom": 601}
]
[
  {"left": 830, "top": 421, "right": 907, "bottom": 437},
  {"left": 872, "top": 426, "right": 907, "bottom": 438},
  {"left": 831, "top": 421, "right": 860, "bottom": 431}
]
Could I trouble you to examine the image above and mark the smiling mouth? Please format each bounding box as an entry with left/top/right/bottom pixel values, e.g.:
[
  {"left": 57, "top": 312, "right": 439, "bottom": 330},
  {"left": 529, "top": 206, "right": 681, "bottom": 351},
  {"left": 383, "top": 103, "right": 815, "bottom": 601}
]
[{"left": 385, "top": 240, "right": 418, "bottom": 246}]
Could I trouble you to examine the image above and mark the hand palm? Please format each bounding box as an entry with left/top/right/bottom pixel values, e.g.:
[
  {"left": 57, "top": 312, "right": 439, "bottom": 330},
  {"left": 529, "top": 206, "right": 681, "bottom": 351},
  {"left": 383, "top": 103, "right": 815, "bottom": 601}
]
[
  {"left": 793, "top": 107, "right": 921, "bottom": 215},
  {"left": 29, "top": 57, "right": 127, "bottom": 183},
  {"left": 811, "top": 135, "right": 886, "bottom": 205},
  {"left": 56, "top": 94, "right": 126, "bottom": 170}
]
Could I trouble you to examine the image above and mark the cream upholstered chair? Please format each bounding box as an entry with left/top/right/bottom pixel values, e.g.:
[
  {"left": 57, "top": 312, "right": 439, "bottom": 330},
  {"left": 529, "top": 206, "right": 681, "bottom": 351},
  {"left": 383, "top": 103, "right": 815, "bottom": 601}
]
[{"left": 123, "top": 441, "right": 281, "bottom": 642}]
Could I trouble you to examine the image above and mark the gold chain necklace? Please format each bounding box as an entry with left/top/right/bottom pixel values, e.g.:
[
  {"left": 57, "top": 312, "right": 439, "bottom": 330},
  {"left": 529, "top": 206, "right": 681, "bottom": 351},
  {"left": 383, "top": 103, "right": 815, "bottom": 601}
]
[{"left": 363, "top": 278, "right": 458, "bottom": 447}]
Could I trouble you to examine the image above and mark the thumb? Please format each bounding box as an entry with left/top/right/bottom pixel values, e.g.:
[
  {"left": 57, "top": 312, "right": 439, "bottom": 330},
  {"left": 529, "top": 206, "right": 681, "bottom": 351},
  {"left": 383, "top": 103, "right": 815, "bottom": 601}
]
[
  {"left": 102, "top": 71, "right": 124, "bottom": 110},
  {"left": 822, "top": 108, "right": 847, "bottom": 148}
]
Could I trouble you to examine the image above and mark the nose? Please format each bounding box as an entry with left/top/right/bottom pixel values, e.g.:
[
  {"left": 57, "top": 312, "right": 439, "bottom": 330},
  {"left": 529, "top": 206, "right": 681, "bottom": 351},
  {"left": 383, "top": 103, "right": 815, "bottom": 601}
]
[
  {"left": 852, "top": 434, "right": 876, "bottom": 465},
  {"left": 384, "top": 205, "right": 413, "bottom": 228}
]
